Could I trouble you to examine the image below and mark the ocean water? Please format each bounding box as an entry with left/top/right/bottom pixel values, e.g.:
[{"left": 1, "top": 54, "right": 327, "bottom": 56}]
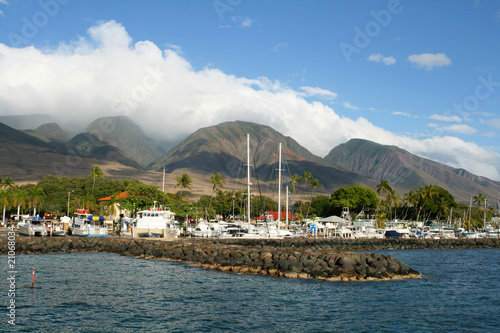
[{"left": 2, "top": 248, "right": 499, "bottom": 332}]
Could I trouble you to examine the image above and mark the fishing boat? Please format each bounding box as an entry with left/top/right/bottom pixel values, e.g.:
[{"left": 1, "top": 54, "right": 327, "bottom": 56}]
[
  {"left": 131, "top": 204, "right": 180, "bottom": 238},
  {"left": 18, "top": 216, "right": 48, "bottom": 237},
  {"left": 71, "top": 209, "right": 109, "bottom": 237}
]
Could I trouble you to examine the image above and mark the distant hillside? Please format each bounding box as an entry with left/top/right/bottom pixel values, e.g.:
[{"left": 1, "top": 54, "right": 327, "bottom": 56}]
[
  {"left": 33, "top": 123, "right": 69, "bottom": 142},
  {"left": 0, "top": 122, "right": 63, "bottom": 150},
  {"left": 86, "top": 116, "right": 164, "bottom": 167},
  {"left": 0, "top": 114, "right": 56, "bottom": 130},
  {"left": 149, "top": 121, "right": 378, "bottom": 191},
  {"left": 0, "top": 122, "right": 147, "bottom": 182},
  {"left": 324, "top": 138, "right": 500, "bottom": 202},
  {"left": 67, "top": 132, "right": 143, "bottom": 169}
]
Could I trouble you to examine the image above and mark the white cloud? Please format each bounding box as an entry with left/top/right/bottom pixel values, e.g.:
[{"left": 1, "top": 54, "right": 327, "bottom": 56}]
[
  {"left": 393, "top": 111, "right": 415, "bottom": 118},
  {"left": 440, "top": 124, "right": 477, "bottom": 134},
  {"left": 299, "top": 86, "right": 337, "bottom": 100},
  {"left": 166, "top": 43, "right": 183, "bottom": 54},
  {"left": 489, "top": 118, "right": 500, "bottom": 129},
  {"left": 367, "top": 53, "right": 396, "bottom": 65},
  {"left": 272, "top": 42, "right": 287, "bottom": 53},
  {"left": 427, "top": 123, "right": 476, "bottom": 134},
  {"left": 0, "top": 20, "right": 498, "bottom": 181},
  {"left": 342, "top": 102, "right": 359, "bottom": 110},
  {"left": 0, "top": 0, "right": 8, "bottom": 5},
  {"left": 407, "top": 53, "right": 452, "bottom": 70},
  {"left": 429, "top": 114, "right": 462, "bottom": 122},
  {"left": 482, "top": 131, "right": 497, "bottom": 138},
  {"left": 0, "top": 10, "right": 4, "bottom": 16},
  {"left": 232, "top": 16, "right": 254, "bottom": 28}
]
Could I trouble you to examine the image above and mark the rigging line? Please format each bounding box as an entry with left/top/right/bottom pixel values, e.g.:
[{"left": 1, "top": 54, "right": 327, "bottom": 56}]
[
  {"left": 282, "top": 147, "right": 296, "bottom": 223},
  {"left": 228, "top": 139, "right": 247, "bottom": 220},
  {"left": 230, "top": 141, "right": 246, "bottom": 193}
]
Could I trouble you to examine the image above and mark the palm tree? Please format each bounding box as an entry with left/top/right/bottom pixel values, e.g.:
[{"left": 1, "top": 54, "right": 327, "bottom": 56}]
[
  {"left": 401, "top": 190, "right": 416, "bottom": 221},
  {"left": 376, "top": 180, "right": 392, "bottom": 199},
  {"left": 90, "top": 165, "right": 104, "bottom": 197},
  {"left": 300, "top": 172, "right": 313, "bottom": 216},
  {"left": 376, "top": 180, "right": 392, "bottom": 219},
  {"left": 386, "top": 189, "right": 400, "bottom": 220},
  {"left": 11, "top": 188, "right": 28, "bottom": 218},
  {"left": 302, "top": 171, "right": 313, "bottom": 191},
  {"left": 0, "top": 190, "right": 12, "bottom": 225},
  {"left": 305, "top": 178, "right": 322, "bottom": 219},
  {"left": 208, "top": 172, "right": 225, "bottom": 216},
  {"left": 175, "top": 173, "right": 192, "bottom": 205},
  {"left": 473, "top": 193, "right": 485, "bottom": 209},
  {"left": 28, "top": 187, "right": 46, "bottom": 216},
  {"left": 0, "top": 176, "right": 14, "bottom": 190},
  {"left": 289, "top": 174, "right": 302, "bottom": 194}
]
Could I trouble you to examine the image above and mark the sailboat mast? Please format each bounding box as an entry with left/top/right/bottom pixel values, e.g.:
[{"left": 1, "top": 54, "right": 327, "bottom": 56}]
[
  {"left": 277, "top": 143, "right": 282, "bottom": 232},
  {"left": 162, "top": 167, "right": 165, "bottom": 193},
  {"left": 484, "top": 198, "right": 487, "bottom": 229},
  {"left": 247, "top": 134, "right": 251, "bottom": 229},
  {"left": 469, "top": 196, "right": 472, "bottom": 229}
]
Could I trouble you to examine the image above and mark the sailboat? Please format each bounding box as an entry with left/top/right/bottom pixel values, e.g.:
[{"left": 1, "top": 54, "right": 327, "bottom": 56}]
[{"left": 232, "top": 136, "right": 293, "bottom": 239}]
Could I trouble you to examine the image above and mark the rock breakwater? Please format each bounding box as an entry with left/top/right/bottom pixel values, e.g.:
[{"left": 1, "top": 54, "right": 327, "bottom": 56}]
[{"left": 0, "top": 236, "right": 429, "bottom": 281}]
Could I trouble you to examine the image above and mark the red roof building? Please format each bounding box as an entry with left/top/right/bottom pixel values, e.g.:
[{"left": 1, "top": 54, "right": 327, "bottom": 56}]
[{"left": 97, "top": 192, "right": 130, "bottom": 202}]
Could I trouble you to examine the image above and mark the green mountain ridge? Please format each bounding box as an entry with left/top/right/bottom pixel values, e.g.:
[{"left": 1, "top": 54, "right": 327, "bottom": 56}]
[
  {"left": 149, "top": 121, "right": 379, "bottom": 192},
  {"left": 86, "top": 116, "right": 164, "bottom": 167},
  {"left": 2, "top": 117, "right": 500, "bottom": 203},
  {"left": 324, "top": 138, "right": 500, "bottom": 203}
]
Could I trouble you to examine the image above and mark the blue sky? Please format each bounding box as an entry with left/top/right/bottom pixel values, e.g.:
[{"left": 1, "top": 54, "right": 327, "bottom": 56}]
[{"left": 1, "top": 0, "right": 500, "bottom": 180}]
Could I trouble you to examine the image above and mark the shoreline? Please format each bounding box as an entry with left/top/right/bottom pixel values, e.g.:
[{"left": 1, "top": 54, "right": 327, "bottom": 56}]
[{"left": 2, "top": 236, "right": 498, "bottom": 281}]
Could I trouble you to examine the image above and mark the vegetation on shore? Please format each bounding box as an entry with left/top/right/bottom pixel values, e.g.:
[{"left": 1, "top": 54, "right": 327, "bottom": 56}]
[{"left": 0, "top": 169, "right": 497, "bottom": 228}]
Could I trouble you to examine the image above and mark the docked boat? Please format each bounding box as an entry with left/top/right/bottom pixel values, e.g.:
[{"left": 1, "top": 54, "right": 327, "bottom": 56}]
[
  {"left": 131, "top": 205, "right": 180, "bottom": 238},
  {"left": 72, "top": 209, "right": 109, "bottom": 237},
  {"left": 19, "top": 216, "right": 48, "bottom": 236},
  {"left": 119, "top": 217, "right": 134, "bottom": 237},
  {"left": 49, "top": 216, "right": 71, "bottom": 236}
]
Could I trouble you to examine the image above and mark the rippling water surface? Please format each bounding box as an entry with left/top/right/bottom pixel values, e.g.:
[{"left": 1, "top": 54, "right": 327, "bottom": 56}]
[{"left": 2, "top": 249, "right": 499, "bottom": 332}]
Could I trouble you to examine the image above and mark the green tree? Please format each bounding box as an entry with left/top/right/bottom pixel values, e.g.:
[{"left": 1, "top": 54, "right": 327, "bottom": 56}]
[
  {"left": 28, "top": 187, "right": 46, "bottom": 216},
  {"left": 11, "top": 188, "right": 28, "bottom": 216},
  {"left": 90, "top": 165, "right": 104, "bottom": 197},
  {"left": 175, "top": 173, "right": 192, "bottom": 205},
  {"left": 0, "top": 176, "right": 14, "bottom": 190},
  {"left": 0, "top": 190, "right": 12, "bottom": 224},
  {"left": 208, "top": 172, "right": 226, "bottom": 215},
  {"left": 386, "top": 189, "right": 400, "bottom": 220},
  {"left": 310, "top": 195, "right": 331, "bottom": 217},
  {"left": 301, "top": 171, "right": 313, "bottom": 191},
  {"left": 289, "top": 174, "right": 302, "bottom": 194},
  {"left": 305, "top": 178, "right": 322, "bottom": 219},
  {"left": 376, "top": 180, "right": 392, "bottom": 220},
  {"left": 330, "top": 185, "right": 379, "bottom": 217},
  {"left": 473, "top": 193, "right": 485, "bottom": 206}
]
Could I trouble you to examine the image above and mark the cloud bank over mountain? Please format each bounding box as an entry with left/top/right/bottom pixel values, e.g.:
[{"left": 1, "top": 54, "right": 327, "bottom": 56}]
[{"left": 0, "top": 20, "right": 498, "bottom": 180}]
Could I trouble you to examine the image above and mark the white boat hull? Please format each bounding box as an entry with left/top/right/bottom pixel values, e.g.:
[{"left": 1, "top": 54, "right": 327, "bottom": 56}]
[{"left": 19, "top": 223, "right": 48, "bottom": 237}]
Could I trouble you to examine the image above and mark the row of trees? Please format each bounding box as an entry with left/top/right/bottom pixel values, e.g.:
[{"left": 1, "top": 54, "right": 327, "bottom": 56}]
[
  {"left": 1, "top": 169, "right": 498, "bottom": 229},
  {"left": 309, "top": 181, "right": 497, "bottom": 228}
]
